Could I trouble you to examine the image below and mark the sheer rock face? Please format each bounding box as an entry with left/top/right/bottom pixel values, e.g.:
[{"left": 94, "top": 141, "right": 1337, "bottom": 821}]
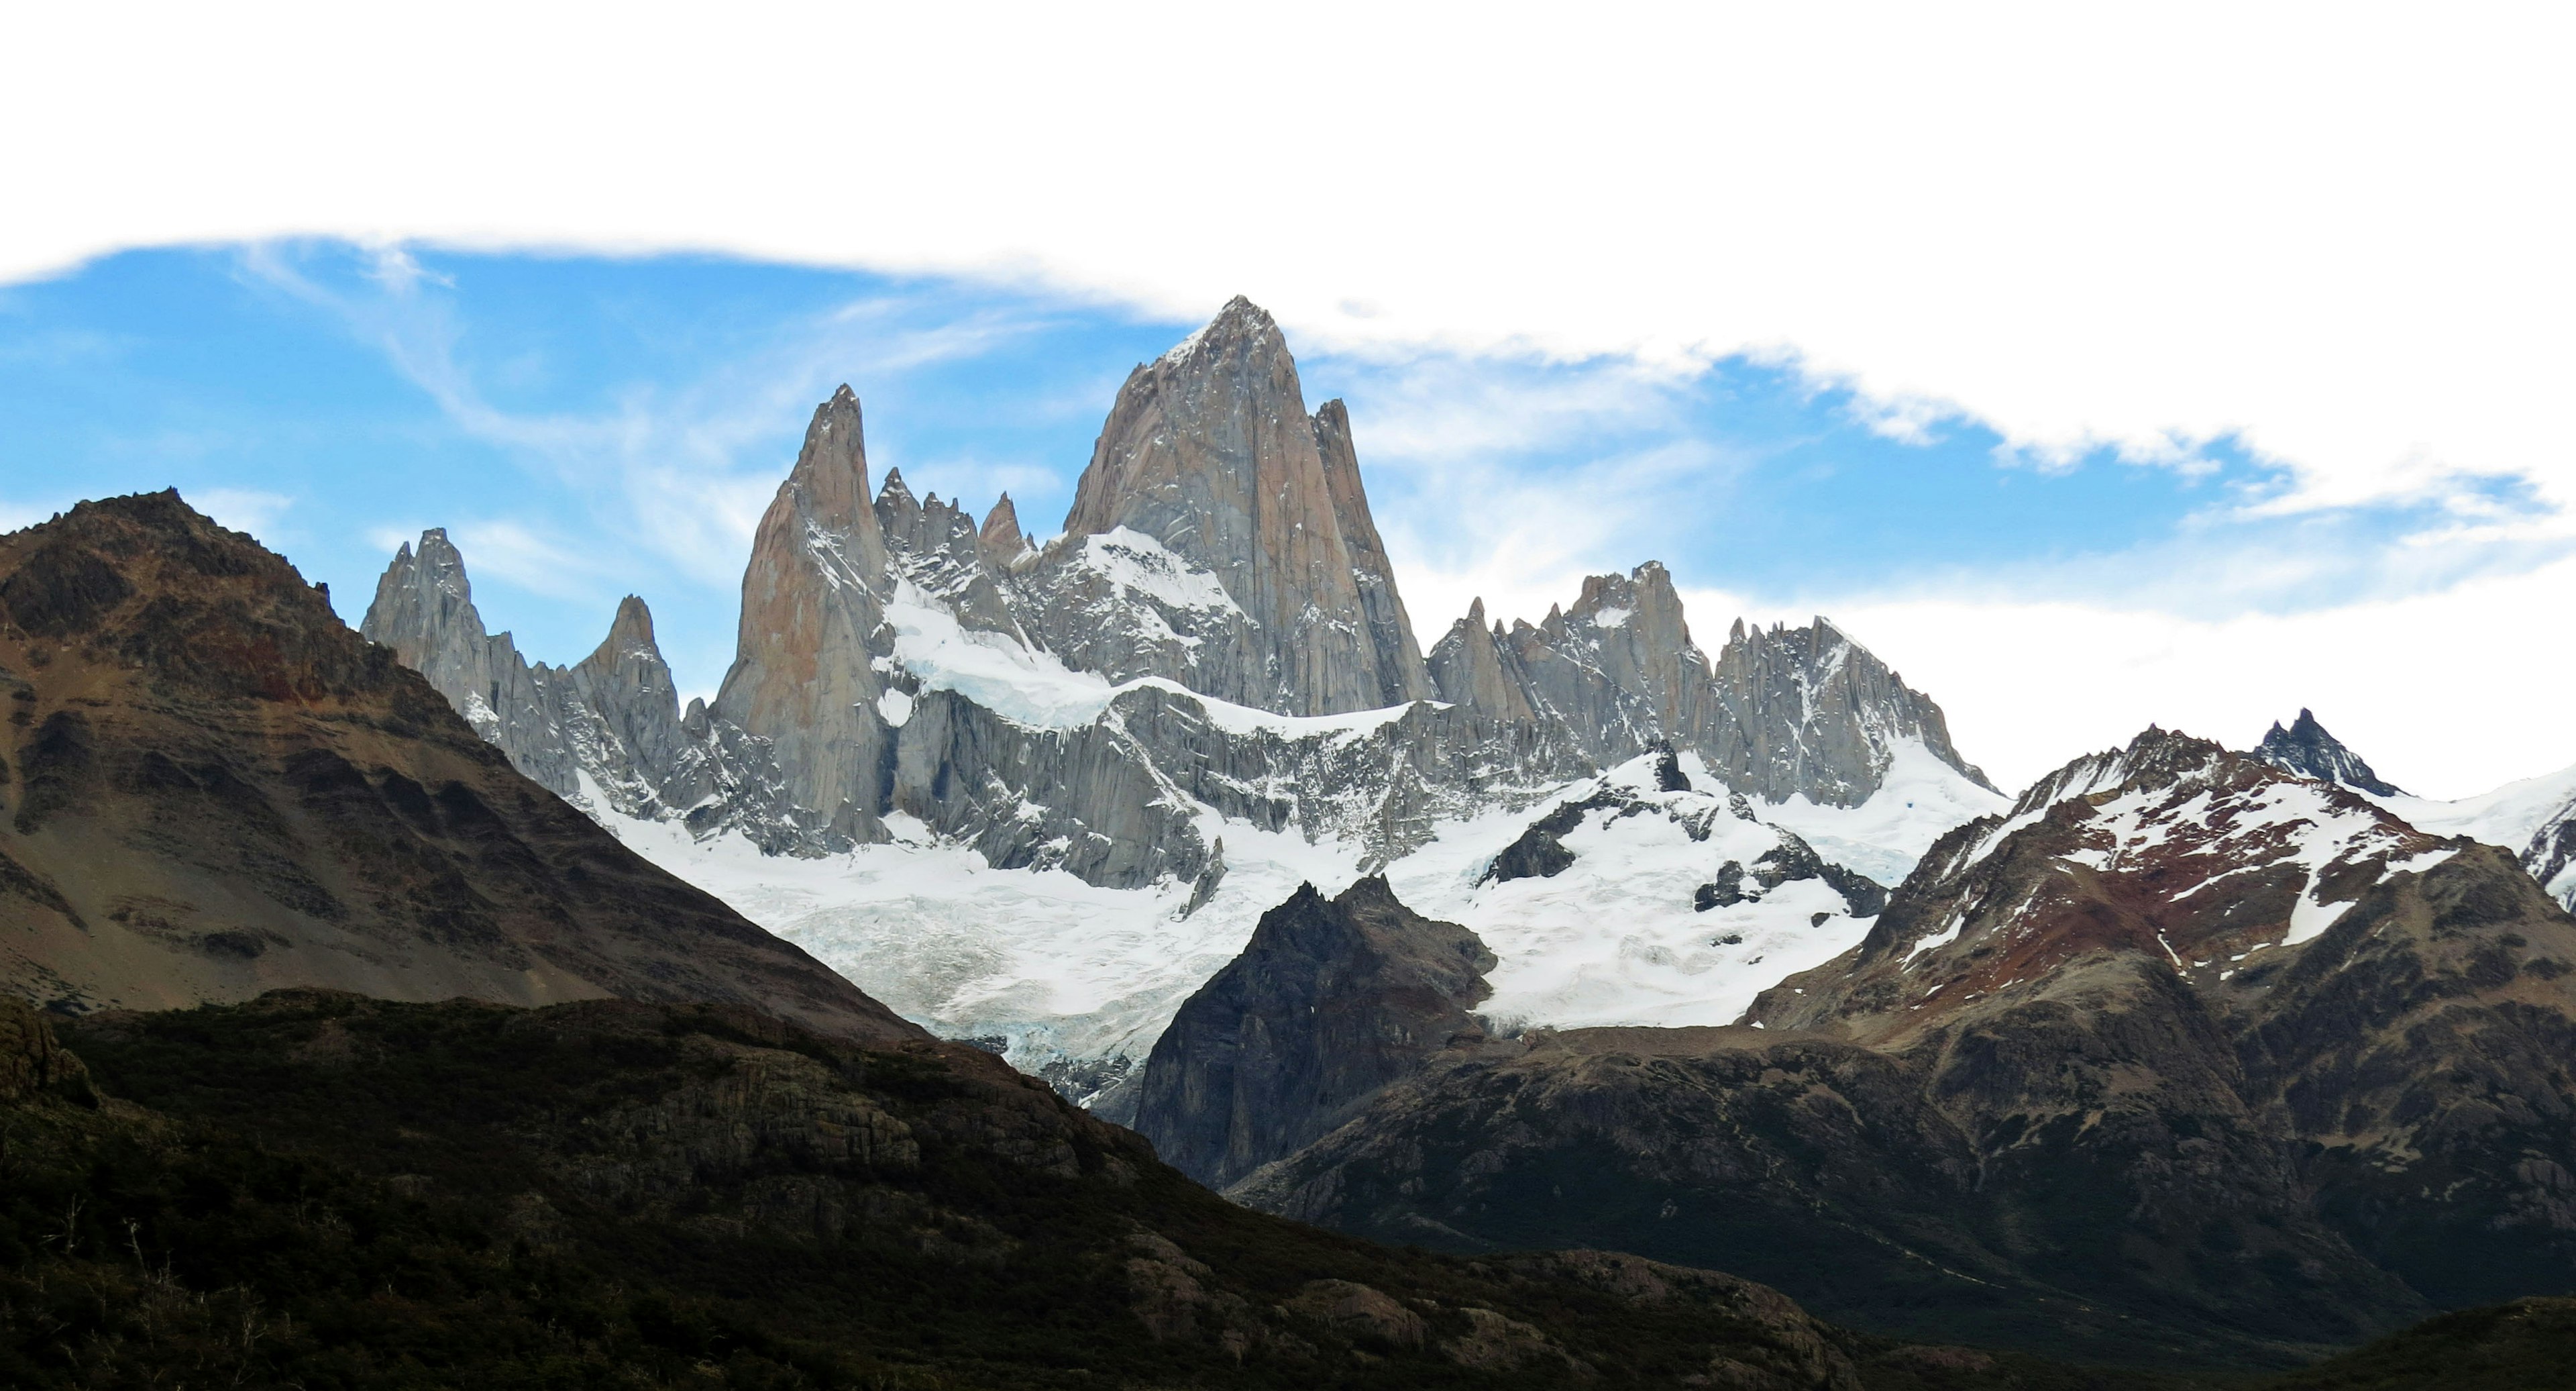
[
  {"left": 360, "top": 535, "right": 834, "bottom": 856},
  {"left": 364, "top": 304, "right": 1988, "bottom": 908},
  {"left": 1234, "top": 731, "right": 2576, "bottom": 1364},
  {"left": 1311, "top": 398, "right": 1434, "bottom": 712},
  {"left": 360, "top": 529, "right": 496, "bottom": 723},
  {"left": 1061, "top": 297, "right": 1434, "bottom": 715},
  {"left": 1132, "top": 876, "right": 1495, "bottom": 1188},
  {"left": 712, "top": 384, "right": 896, "bottom": 841},
  {"left": 1704, "top": 614, "right": 1990, "bottom": 805},
  {"left": 1426, "top": 599, "right": 1538, "bottom": 725},
  {"left": 976, "top": 492, "right": 1032, "bottom": 566},
  {"left": 2255, "top": 707, "right": 2404, "bottom": 796},
  {"left": 875, "top": 472, "right": 1023, "bottom": 639},
  {"left": 0, "top": 491, "right": 922, "bottom": 1043},
  {"left": 1428, "top": 564, "right": 1990, "bottom": 807}
]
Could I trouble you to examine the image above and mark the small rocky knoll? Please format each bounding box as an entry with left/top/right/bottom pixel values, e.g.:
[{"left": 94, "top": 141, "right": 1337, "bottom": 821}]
[{"left": 1132, "top": 875, "right": 1496, "bottom": 1187}]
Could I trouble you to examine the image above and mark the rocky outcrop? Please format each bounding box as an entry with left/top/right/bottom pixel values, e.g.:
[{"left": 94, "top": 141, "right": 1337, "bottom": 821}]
[
  {"left": 2522, "top": 807, "right": 2576, "bottom": 913},
  {"left": 712, "top": 384, "right": 896, "bottom": 842},
  {"left": 2257, "top": 707, "right": 2404, "bottom": 796},
  {"left": 1425, "top": 597, "right": 1538, "bottom": 725},
  {"left": 361, "top": 530, "right": 837, "bottom": 856},
  {"left": 1133, "top": 876, "right": 1495, "bottom": 1188},
  {"left": 1060, "top": 296, "right": 1434, "bottom": 715},
  {"left": 0, "top": 491, "right": 920, "bottom": 1043},
  {"left": 1428, "top": 564, "right": 1990, "bottom": 807},
  {"left": 1231, "top": 730, "right": 2576, "bottom": 1369},
  {"left": 1706, "top": 614, "right": 1991, "bottom": 805}
]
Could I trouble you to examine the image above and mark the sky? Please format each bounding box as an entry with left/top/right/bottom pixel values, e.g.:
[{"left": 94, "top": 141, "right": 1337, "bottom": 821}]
[{"left": 3, "top": 5, "right": 2572, "bottom": 798}]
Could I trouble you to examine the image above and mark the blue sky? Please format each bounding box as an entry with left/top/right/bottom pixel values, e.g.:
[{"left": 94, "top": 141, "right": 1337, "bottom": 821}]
[{"left": 2, "top": 242, "right": 2563, "bottom": 792}]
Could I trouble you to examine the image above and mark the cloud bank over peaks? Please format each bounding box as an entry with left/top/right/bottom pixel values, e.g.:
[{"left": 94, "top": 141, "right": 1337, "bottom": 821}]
[{"left": 5, "top": 5, "right": 2569, "bottom": 544}]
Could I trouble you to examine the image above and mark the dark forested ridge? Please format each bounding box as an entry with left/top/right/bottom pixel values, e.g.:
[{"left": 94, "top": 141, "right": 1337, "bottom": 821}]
[{"left": 0, "top": 990, "right": 2123, "bottom": 1390}]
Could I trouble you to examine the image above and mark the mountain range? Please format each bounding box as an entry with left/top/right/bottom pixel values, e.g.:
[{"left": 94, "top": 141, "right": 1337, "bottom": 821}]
[
  {"left": 357, "top": 295, "right": 2004, "bottom": 1095},
  {"left": 10, "top": 296, "right": 2576, "bottom": 1382}
]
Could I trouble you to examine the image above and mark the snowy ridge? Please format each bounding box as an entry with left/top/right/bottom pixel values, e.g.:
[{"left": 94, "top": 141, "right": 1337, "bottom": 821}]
[
  {"left": 592, "top": 743, "right": 2003, "bottom": 1091},
  {"left": 2363, "top": 762, "right": 2576, "bottom": 911},
  {"left": 1880, "top": 730, "right": 2463, "bottom": 992}
]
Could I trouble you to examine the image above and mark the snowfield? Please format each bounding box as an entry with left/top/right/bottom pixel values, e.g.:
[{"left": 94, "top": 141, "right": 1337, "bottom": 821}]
[{"left": 592, "top": 743, "right": 2008, "bottom": 1090}]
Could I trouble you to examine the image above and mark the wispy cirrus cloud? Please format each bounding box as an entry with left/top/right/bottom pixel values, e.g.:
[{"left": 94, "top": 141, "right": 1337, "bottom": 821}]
[{"left": 233, "top": 242, "right": 1078, "bottom": 592}]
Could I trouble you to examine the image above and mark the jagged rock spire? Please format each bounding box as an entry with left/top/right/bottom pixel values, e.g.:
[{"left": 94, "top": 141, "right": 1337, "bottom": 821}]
[
  {"left": 360, "top": 527, "right": 495, "bottom": 711},
  {"left": 978, "top": 492, "right": 1030, "bottom": 563},
  {"left": 1429, "top": 565, "right": 1989, "bottom": 805},
  {"left": 711, "top": 385, "right": 896, "bottom": 839},
  {"left": 1061, "top": 297, "right": 1433, "bottom": 715},
  {"left": 1426, "top": 597, "right": 1536, "bottom": 723},
  {"left": 2255, "top": 708, "right": 2403, "bottom": 796}
]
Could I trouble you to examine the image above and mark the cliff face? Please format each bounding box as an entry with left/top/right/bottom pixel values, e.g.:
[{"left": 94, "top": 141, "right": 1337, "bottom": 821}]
[
  {"left": 1132, "top": 876, "right": 1495, "bottom": 1188},
  {"left": 1705, "top": 615, "right": 1990, "bottom": 805},
  {"left": 713, "top": 384, "right": 896, "bottom": 843},
  {"left": 1428, "top": 565, "right": 1990, "bottom": 807},
  {"left": 0, "top": 491, "right": 918, "bottom": 1043},
  {"left": 1225, "top": 734, "right": 2576, "bottom": 1369},
  {"left": 1061, "top": 297, "right": 1434, "bottom": 715},
  {"left": 360, "top": 531, "right": 836, "bottom": 856}
]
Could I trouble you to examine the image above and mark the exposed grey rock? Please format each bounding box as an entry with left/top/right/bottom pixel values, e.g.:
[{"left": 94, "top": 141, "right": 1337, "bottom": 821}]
[
  {"left": 363, "top": 300, "right": 1988, "bottom": 933},
  {"left": 2255, "top": 707, "right": 2404, "bottom": 796},
  {"left": 1132, "top": 876, "right": 1494, "bottom": 1188},
  {"left": 1429, "top": 563, "right": 1990, "bottom": 808},
  {"left": 2521, "top": 809, "right": 2576, "bottom": 912},
  {"left": 1706, "top": 613, "right": 1992, "bottom": 805},
  {"left": 710, "top": 384, "right": 896, "bottom": 844},
  {"left": 1181, "top": 837, "right": 1227, "bottom": 918},
  {"left": 1059, "top": 296, "right": 1435, "bottom": 715},
  {"left": 360, "top": 531, "right": 839, "bottom": 856}
]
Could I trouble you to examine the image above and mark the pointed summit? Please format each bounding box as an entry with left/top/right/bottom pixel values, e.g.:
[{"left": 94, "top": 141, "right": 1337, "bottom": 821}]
[
  {"left": 1426, "top": 595, "right": 1537, "bottom": 723},
  {"left": 582, "top": 595, "right": 659, "bottom": 669},
  {"left": 2255, "top": 708, "right": 2403, "bottom": 796},
  {"left": 978, "top": 492, "right": 1029, "bottom": 564},
  {"left": 780, "top": 386, "right": 881, "bottom": 548},
  {"left": 1158, "top": 293, "right": 1278, "bottom": 368},
  {"left": 361, "top": 526, "right": 494, "bottom": 715},
  {"left": 710, "top": 385, "right": 898, "bottom": 837},
  {"left": 1060, "top": 299, "right": 1432, "bottom": 715}
]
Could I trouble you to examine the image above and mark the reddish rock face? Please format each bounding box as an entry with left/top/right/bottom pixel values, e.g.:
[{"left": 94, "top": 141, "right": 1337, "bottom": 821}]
[
  {"left": 1063, "top": 296, "right": 1433, "bottom": 716},
  {"left": 712, "top": 384, "right": 896, "bottom": 839},
  {"left": 0, "top": 491, "right": 920, "bottom": 1043},
  {"left": 1750, "top": 728, "right": 2467, "bottom": 1044}
]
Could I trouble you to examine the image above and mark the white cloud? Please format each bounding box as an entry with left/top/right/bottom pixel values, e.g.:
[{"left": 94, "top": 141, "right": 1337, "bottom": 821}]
[
  {"left": 441, "top": 519, "right": 623, "bottom": 609},
  {"left": 5, "top": 5, "right": 2567, "bottom": 529},
  {"left": 230, "top": 243, "right": 1055, "bottom": 590},
  {"left": 7, "top": 4, "right": 2575, "bottom": 794},
  {"left": 1683, "top": 554, "right": 2576, "bottom": 803}
]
